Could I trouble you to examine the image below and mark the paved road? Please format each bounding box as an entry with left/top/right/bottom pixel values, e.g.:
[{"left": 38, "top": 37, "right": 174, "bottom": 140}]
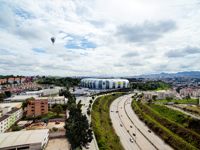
[
  {"left": 110, "top": 94, "right": 173, "bottom": 150},
  {"left": 76, "top": 96, "right": 99, "bottom": 150}
]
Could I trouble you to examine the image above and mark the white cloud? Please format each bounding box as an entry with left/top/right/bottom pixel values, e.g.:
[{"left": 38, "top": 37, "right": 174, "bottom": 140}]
[{"left": 0, "top": 0, "right": 200, "bottom": 76}]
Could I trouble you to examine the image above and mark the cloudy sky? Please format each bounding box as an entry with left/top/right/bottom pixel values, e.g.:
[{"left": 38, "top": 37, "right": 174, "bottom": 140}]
[{"left": 0, "top": 0, "right": 200, "bottom": 76}]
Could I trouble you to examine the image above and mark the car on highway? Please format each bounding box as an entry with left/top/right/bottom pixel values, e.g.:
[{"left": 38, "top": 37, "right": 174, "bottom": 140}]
[
  {"left": 120, "top": 124, "right": 123, "bottom": 127},
  {"left": 85, "top": 144, "right": 90, "bottom": 149},
  {"left": 130, "top": 138, "right": 134, "bottom": 143},
  {"left": 148, "top": 130, "right": 151, "bottom": 133},
  {"left": 130, "top": 125, "right": 132, "bottom": 128}
]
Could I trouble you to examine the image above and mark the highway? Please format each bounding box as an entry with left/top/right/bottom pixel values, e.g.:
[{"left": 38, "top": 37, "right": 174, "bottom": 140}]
[{"left": 110, "top": 94, "right": 173, "bottom": 150}]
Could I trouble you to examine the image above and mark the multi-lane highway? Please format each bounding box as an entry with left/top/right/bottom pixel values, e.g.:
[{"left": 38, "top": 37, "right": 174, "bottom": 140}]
[{"left": 110, "top": 94, "right": 172, "bottom": 150}]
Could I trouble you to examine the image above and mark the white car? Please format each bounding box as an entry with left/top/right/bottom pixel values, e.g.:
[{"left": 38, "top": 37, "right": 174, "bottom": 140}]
[{"left": 130, "top": 138, "right": 134, "bottom": 143}]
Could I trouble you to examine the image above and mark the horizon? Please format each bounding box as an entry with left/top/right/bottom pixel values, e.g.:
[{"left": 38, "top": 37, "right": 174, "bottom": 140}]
[
  {"left": 1, "top": 70, "right": 200, "bottom": 78},
  {"left": 0, "top": 0, "right": 200, "bottom": 76}
]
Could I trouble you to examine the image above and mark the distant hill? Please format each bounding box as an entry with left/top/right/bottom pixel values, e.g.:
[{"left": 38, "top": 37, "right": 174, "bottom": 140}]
[{"left": 135, "top": 71, "right": 200, "bottom": 79}]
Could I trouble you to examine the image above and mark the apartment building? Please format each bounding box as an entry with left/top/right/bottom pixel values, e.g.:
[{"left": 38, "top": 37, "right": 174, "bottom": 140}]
[
  {"left": 180, "top": 88, "right": 200, "bottom": 98},
  {"left": 39, "top": 96, "right": 66, "bottom": 108},
  {"left": 27, "top": 99, "right": 48, "bottom": 117},
  {"left": 143, "top": 90, "right": 178, "bottom": 100},
  {"left": 0, "top": 108, "right": 23, "bottom": 133}
]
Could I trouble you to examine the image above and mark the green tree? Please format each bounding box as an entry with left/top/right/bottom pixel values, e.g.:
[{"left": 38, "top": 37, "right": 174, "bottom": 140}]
[
  {"left": 186, "top": 94, "right": 191, "bottom": 100},
  {"left": 152, "top": 95, "right": 157, "bottom": 101},
  {"left": 4, "top": 91, "right": 11, "bottom": 98},
  {"left": 87, "top": 108, "right": 91, "bottom": 116},
  {"left": 0, "top": 93, "right": 6, "bottom": 101},
  {"left": 89, "top": 100, "right": 93, "bottom": 104},
  {"left": 65, "top": 100, "right": 93, "bottom": 149},
  {"left": 52, "top": 105, "right": 63, "bottom": 116},
  {"left": 166, "top": 96, "right": 173, "bottom": 101}
]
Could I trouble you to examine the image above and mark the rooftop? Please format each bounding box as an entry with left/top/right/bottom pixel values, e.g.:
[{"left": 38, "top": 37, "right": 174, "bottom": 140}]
[
  {"left": 0, "top": 129, "right": 49, "bottom": 149},
  {"left": 0, "top": 108, "right": 21, "bottom": 122},
  {"left": 4, "top": 95, "right": 38, "bottom": 101},
  {"left": 0, "top": 102, "right": 22, "bottom": 109}
]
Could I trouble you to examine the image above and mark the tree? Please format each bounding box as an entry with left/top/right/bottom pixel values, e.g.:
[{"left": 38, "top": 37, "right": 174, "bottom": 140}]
[
  {"left": 186, "top": 94, "right": 191, "bottom": 100},
  {"left": 4, "top": 91, "right": 11, "bottom": 98},
  {"left": 166, "top": 96, "right": 173, "bottom": 101},
  {"left": 52, "top": 105, "right": 63, "bottom": 116},
  {"left": 12, "top": 124, "right": 22, "bottom": 131},
  {"left": 0, "top": 93, "right": 6, "bottom": 101},
  {"left": 22, "top": 100, "right": 28, "bottom": 110},
  {"left": 87, "top": 108, "right": 91, "bottom": 116},
  {"left": 65, "top": 100, "right": 93, "bottom": 149},
  {"left": 152, "top": 95, "right": 157, "bottom": 101},
  {"left": 89, "top": 100, "right": 93, "bottom": 104}
]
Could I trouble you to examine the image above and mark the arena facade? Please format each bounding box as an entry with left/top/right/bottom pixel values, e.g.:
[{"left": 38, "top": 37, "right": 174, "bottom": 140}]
[{"left": 80, "top": 78, "right": 129, "bottom": 89}]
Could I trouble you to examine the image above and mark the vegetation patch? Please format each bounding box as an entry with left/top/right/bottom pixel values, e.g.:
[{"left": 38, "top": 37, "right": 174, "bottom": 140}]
[
  {"left": 91, "top": 93, "right": 125, "bottom": 150},
  {"left": 155, "top": 99, "right": 198, "bottom": 105},
  {"left": 36, "top": 76, "right": 80, "bottom": 87},
  {"left": 132, "top": 100, "right": 199, "bottom": 150},
  {"left": 23, "top": 111, "right": 64, "bottom": 121},
  {"left": 149, "top": 104, "right": 200, "bottom": 134},
  {"left": 182, "top": 106, "right": 200, "bottom": 116},
  {"left": 130, "top": 81, "right": 170, "bottom": 91}
]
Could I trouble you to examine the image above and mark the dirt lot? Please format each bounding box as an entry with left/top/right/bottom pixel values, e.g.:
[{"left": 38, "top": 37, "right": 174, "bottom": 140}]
[
  {"left": 47, "top": 122, "right": 65, "bottom": 131},
  {"left": 46, "top": 138, "right": 70, "bottom": 150},
  {"left": 26, "top": 121, "right": 65, "bottom": 131}
]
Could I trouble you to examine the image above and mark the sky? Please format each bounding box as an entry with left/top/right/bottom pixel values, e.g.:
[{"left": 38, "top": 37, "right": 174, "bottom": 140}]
[{"left": 0, "top": 0, "right": 200, "bottom": 77}]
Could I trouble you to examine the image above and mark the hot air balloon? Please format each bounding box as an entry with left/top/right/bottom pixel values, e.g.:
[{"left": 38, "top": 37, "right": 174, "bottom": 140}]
[{"left": 51, "top": 37, "right": 55, "bottom": 44}]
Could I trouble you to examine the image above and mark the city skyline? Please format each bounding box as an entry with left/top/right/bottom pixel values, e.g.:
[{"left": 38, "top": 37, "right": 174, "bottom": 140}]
[{"left": 0, "top": 0, "right": 200, "bottom": 76}]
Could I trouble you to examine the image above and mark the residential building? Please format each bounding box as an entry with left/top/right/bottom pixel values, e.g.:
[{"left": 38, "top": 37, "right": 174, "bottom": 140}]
[
  {"left": 40, "top": 96, "right": 66, "bottom": 108},
  {"left": 180, "top": 88, "right": 200, "bottom": 98},
  {"left": 0, "top": 107, "right": 23, "bottom": 133},
  {"left": 0, "top": 129, "right": 49, "bottom": 150},
  {"left": 143, "top": 90, "right": 178, "bottom": 100},
  {"left": 26, "top": 99, "right": 48, "bottom": 117}
]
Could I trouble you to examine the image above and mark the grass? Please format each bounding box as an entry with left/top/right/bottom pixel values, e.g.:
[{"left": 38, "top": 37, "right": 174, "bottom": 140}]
[
  {"left": 23, "top": 111, "right": 64, "bottom": 120},
  {"left": 91, "top": 93, "right": 125, "bottom": 150},
  {"left": 149, "top": 104, "right": 200, "bottom": 134},
  {"left": 149, "top": 104, "right": 189, "bottom": 125},
  {"left": 182, "top": 106, "right": 200, "bottom": 116},
  {"left": 131, "top": 100, "right": 199, "bottom": 150},
  {"left": 155, "top": 99, "right": 198, "bottom": 105}
]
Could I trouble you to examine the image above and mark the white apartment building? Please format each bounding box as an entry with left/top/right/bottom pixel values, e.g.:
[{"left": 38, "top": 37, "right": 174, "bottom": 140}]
[
  {"left": 143, "top": 90, "right": 177, "bottom": 100},
  {"left": 0, "top": 107, "right": 23, "bottom": 133},
  {"left": 180, "top": 88, "right": 200, "bottom": 98},
  {"left": 40, "top": 96, "right": 67, "bottom": 108}
]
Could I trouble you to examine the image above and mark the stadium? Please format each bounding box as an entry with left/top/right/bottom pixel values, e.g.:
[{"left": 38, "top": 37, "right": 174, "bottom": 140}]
[{"left": 80, "top": 78, "right": 129, "bottom": 89}]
